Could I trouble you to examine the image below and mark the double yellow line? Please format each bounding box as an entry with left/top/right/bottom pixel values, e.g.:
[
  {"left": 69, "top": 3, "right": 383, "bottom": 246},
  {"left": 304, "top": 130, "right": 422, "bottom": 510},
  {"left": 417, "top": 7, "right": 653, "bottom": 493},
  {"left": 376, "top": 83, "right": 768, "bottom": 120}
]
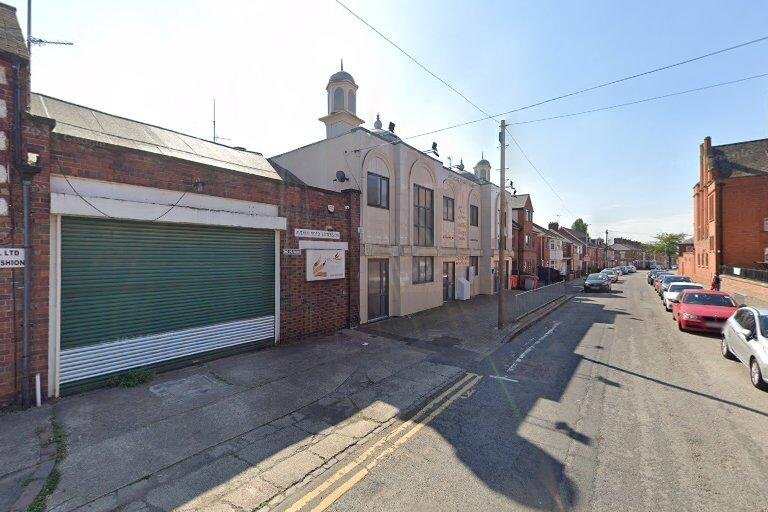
[{"left": 285, "top": 372, "right": 482, "bottom": 512}]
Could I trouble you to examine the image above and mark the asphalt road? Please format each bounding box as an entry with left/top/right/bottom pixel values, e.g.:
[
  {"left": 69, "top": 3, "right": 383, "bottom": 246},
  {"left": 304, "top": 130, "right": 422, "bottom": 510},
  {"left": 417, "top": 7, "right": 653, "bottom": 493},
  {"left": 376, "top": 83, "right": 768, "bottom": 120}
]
[{"left": 321, "top": 272, "right": 768, "bottom": 511}]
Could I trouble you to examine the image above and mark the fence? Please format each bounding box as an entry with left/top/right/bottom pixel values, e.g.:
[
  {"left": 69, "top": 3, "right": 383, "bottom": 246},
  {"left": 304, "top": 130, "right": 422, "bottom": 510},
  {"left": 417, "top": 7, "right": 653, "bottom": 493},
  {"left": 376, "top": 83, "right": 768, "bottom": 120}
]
[
  {"left": 508, "top": 279, "right": 573, "bottom": 322},
  {"left": 721, "top": 265, "right": 768, "bottom": 284}
]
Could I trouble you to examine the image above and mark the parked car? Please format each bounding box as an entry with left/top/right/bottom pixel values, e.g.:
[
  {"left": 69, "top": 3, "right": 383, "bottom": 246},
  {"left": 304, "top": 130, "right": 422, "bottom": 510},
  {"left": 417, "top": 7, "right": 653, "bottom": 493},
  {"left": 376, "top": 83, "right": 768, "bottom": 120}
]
[
  {"left": 662, "top": 282, "right": 704, "bottom": 311},
  {"left": 673, "top": 290, "right": 738, "bottom": 333},
  {"left": 584, "top": 273, "right": 611, "bottom": 292},
  {"left": 614, "top": 267, "right": 626, "bottom": 275},
  {"left": 648, "top": 269, "right": 667, "bottom": 285},
  {"left": 628, "top": 265, "right": 637, "bottom": 273},
  {"left": 721, "top": 306, "right": 768, "bottom": 389},
  {"left": 601, "top": 269, "right": 619, "bottom": 283},
  {"left": 657, "top": 275, "right": 691, "bottom": 295},
  {"left": 652, "top": 272, "right": 672, "bottom": 292}
]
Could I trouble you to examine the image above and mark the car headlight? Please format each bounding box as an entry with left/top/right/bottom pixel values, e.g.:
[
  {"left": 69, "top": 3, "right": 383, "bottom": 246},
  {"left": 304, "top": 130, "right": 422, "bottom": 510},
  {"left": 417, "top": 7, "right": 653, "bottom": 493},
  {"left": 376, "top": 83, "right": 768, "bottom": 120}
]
[{"left": 682, "top": 313, "right": 700, "bottom": 320}]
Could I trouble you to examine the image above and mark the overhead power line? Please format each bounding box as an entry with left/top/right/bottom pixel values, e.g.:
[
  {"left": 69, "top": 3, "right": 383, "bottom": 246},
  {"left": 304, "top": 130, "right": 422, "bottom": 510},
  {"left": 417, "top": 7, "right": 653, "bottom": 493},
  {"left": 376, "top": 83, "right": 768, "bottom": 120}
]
[
  {"left": 336, "top": 0, "right": 576, "bottom": 216},
  {"left": 509, "top": 72, "right": 768, "bottom": 126}
]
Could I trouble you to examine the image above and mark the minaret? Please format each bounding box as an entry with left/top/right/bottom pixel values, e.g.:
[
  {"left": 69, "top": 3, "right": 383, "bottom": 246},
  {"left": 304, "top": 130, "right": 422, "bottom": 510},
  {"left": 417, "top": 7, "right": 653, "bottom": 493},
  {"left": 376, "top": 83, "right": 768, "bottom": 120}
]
[
  {"left": 319, "top": 61, "right": 364, "bottom": 139},
  {"left": 474, "top": 154, "right": 491, "bottom": 181}
]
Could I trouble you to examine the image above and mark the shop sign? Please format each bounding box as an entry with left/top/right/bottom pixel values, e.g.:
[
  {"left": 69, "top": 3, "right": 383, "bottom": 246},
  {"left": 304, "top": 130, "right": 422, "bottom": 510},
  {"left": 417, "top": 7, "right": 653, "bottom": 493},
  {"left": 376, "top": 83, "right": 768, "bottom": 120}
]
[
  {"left": 306, "top": 249, "right": 345, "bottom": 281},
  {"left": 295, "top": 228, "right": 340, "bottom": 240},
  {"left": 0, "top": 247, "right": 24, "bottom": 268}
]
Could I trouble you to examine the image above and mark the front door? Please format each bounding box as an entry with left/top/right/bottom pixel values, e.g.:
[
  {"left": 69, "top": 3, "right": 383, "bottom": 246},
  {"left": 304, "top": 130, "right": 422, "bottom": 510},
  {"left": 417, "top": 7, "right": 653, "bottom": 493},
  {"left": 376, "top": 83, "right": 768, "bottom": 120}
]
[
  {"left": 443, "top": 261, "right": 455, "bottom": 301},
  {"left": 367, "top": 259, "right": 389, "bottom": 321}
]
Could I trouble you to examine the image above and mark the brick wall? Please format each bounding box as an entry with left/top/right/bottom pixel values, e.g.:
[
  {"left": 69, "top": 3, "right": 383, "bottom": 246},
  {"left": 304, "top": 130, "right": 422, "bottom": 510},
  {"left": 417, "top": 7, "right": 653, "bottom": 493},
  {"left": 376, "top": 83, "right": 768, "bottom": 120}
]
[
  {"left": 721, "top": 275, "right": 768, "bottom": 309},
  {"left": 721, "top": 176, "right": 768, "bottom": 268},
  {"left": 1, "top": 123, "right": 360, "bottom": 407},
  {"left": 279, "top": 187, "right": 360, "bottom": 341}
]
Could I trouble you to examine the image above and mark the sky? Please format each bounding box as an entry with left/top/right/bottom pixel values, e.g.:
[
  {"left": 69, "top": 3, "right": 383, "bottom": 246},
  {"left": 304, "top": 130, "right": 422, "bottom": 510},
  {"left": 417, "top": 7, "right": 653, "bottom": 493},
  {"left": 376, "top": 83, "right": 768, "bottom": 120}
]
[{"left": 16, "top": 0, "right": 768, "bottom": 242}]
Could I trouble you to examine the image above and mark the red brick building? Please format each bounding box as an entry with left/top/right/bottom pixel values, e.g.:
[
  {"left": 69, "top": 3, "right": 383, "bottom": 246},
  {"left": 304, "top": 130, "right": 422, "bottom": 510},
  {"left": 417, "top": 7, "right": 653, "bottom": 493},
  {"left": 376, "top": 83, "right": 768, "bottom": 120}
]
[
  {"left": 0, "top": 4, "right": 358, "bottom": 407},
  {"left": 688, "top": 136, "right": 768, "bottom": 285},
  {"left": 509, "top": 194, "right": 537, "bottom": 277}
]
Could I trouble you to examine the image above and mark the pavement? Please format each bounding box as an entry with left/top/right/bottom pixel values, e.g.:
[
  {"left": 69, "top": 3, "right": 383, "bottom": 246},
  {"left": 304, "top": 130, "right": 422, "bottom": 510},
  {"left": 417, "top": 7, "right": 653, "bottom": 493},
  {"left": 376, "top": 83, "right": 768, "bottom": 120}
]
[
  {"left": 0, "top": 281, "right": 574, "bottom": 512},
  {"left": 306, "top": 272, "right": 768, "bottom": 512}
]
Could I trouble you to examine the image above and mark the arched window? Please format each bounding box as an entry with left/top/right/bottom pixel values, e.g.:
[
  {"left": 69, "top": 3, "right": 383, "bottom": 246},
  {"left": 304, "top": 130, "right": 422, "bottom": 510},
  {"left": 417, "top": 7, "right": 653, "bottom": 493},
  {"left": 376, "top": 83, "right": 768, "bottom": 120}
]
[
  {"left": 347, "top": 90, "right": 356, "bottom": 113},
  {"left": 333, "top": 88, "right": 345, "bottom": 111}
]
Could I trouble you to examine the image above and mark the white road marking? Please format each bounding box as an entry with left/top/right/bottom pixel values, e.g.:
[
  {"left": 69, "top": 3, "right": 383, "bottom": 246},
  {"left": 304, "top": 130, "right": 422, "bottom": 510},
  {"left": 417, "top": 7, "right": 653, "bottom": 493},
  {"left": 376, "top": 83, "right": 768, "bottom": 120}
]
[
  {"left": 506, "top": 321, "right": 562, "bottom": 374},
  {"left": 489, "top": 375, "right": 519, "bottom": 383}
]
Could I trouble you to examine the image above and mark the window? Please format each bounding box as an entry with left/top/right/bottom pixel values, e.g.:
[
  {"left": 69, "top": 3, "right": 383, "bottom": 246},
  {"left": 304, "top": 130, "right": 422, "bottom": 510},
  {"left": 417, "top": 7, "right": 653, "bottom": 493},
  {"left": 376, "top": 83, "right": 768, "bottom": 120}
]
[
  {"left": 525, "top": 209, "right": 533, "bottom": 222},
  {"left": 550, "top": 242, "right": 555, "bottom": 251},
  {"left": 412, "top": 256, "right": 434, "bottom": 284},
  {"left": 333, "top": 87, "right": 344, "bottom": 111},
  {"left": 367, "top": 173, "right": 389, "bottom": 209},
  {"left": 470, "top": 205, "right": 479, "bottom": 226},
  {"left": 525, "top": 234, "right": 532, "bottom": 247},
  {"left": 468, "top": 255, "right": 479, "bottom": 280},
  {"left": 413, "top": 184, "right": 434, "bottom": 246},
  {"left": 347, "top": 90, "right": 356, "bottom": 113},
  {"left": 443, "top": 196, "right": 455, "bottom": 221}
]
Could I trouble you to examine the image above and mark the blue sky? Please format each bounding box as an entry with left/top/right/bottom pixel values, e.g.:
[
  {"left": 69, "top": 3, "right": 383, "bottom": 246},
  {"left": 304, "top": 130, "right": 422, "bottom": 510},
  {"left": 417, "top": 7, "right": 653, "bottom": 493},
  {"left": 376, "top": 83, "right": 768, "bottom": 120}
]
[{"left": 17, "top": 0, "right": 768, "bottom": 241}]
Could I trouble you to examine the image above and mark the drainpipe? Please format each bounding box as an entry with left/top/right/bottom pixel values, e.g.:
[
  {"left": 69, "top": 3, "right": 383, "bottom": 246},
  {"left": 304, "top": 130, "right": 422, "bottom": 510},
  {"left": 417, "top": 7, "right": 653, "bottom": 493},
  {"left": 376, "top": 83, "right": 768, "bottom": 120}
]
[
  {"left": 715, "top": 180, "right": 724, "bottom": 275},
  {"left": 12, "top": 60, "right": 40, "bottom": 407}
]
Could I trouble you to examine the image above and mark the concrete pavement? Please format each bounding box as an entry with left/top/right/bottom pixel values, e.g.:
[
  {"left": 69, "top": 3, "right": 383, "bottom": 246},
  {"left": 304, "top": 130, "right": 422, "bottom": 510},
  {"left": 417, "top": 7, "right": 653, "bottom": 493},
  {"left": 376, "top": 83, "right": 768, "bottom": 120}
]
[{"left": 303, "top": 273, "right": 768, "bottom": 512}]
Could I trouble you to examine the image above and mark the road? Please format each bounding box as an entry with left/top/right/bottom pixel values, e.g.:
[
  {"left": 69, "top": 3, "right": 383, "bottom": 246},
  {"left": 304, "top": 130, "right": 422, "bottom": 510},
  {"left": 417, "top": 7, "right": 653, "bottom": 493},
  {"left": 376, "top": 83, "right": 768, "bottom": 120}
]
[{"left": 286, "top": 272, "right": 768, "bottom": 512}]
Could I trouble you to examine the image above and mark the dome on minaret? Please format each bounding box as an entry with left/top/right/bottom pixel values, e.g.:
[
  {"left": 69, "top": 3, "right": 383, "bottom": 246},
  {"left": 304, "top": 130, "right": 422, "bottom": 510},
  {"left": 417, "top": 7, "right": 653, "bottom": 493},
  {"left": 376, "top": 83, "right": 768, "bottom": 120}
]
[
  {"left": 328, "top": 59, "right": 356, "bottom": 86},
  {"left": 320, "top": 60, "right": 363, "bottom": 139},
  {"left": 474, "top": 154, "right": 492, "bottom": 181}
]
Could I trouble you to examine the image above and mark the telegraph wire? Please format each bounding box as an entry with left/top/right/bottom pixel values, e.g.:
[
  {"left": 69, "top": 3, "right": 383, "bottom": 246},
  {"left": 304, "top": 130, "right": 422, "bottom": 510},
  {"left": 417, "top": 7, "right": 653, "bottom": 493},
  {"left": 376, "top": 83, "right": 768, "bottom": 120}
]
[
  {"left": 336, "top": 0, "right": 575, "bottom": 217},
  {"left": 508, "top": 72, "right": 768, "bottom": 126},
  {"left": 336, "top": 0, "right": 768, "bottom": 220}
]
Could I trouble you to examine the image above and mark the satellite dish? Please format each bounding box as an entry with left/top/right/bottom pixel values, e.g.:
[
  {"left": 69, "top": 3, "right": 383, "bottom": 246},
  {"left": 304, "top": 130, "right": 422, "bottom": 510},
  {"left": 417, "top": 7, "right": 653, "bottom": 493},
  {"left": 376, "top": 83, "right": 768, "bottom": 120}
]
[{"left": 334, "top": 170, "right": 349, "bottom": 183}]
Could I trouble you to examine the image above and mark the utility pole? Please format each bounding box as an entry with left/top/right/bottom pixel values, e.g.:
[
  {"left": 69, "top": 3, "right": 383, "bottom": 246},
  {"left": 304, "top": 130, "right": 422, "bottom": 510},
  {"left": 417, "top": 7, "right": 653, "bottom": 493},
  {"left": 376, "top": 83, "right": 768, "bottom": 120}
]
[
  {"left": 605, "top": 229, "right": 609, "bottom": 267},
  {"left": 497, "top": 120, "right": 506, "bottom": 329}
]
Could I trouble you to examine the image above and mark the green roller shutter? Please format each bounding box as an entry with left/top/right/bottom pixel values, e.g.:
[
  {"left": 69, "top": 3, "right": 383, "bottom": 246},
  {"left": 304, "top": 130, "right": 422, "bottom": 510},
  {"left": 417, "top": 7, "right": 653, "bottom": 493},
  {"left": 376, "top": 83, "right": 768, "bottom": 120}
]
[{"left": 60, "top": 217, "right": 275, "bottom": 352}]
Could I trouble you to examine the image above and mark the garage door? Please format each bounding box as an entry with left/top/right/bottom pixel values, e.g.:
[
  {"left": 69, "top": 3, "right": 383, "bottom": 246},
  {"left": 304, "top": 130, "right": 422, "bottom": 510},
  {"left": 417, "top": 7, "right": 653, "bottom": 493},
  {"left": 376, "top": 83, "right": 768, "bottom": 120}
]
[{"left": 59, "top": 217, "right": 276, "bottom": 385}]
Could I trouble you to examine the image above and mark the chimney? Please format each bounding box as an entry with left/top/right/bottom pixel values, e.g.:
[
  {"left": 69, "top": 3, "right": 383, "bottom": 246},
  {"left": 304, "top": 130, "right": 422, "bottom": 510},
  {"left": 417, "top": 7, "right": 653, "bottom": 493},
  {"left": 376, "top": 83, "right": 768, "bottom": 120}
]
[{"left": 548, "top": 222, "right": 559, "bottom": 231}]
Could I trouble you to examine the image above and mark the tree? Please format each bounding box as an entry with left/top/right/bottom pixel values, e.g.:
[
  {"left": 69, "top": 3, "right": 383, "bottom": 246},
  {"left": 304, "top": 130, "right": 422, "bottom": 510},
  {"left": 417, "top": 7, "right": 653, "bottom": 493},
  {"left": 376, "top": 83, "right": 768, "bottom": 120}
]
[
  {"left": 571, "top": 218, "right": 589, "bottom": 237},
  {"left": 648, "top": 232, "right": 687, "bottom": 267}
]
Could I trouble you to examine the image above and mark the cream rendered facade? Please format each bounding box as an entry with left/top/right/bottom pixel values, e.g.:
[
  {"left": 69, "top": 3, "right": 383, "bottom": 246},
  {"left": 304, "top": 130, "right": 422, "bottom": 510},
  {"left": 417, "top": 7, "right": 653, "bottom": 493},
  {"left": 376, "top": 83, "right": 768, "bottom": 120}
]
[
  {"left": 272, "top": 68, "right": 506, "bottom": 323},
  {"left": 274, "top": 127, "right": 493, "bottom": 323}
]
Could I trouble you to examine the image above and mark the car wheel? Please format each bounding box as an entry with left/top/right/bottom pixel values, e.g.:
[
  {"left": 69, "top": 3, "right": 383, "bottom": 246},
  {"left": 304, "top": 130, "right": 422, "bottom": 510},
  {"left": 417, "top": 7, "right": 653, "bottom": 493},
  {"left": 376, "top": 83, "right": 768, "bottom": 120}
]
[
  {"left": 750, "top": 359, "right": 767, "bottom": 390},
  {"left": 721, "top": 338, "right": 735, "bottom": 360}
]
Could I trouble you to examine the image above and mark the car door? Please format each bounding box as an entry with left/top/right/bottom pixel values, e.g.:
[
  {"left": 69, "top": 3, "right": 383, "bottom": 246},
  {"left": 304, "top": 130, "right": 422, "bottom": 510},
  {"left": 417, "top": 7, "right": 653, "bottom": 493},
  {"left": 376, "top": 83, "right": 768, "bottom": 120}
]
[{"left": 731, "top": 310, "right": 756, "bottom": 363}]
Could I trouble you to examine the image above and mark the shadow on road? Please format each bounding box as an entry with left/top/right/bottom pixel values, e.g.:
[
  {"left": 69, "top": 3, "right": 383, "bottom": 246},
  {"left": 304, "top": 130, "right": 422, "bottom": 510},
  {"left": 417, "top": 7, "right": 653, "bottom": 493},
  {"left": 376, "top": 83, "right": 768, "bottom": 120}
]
[{"left": 397, "top": 292, "right": 625, "bottom": 511}]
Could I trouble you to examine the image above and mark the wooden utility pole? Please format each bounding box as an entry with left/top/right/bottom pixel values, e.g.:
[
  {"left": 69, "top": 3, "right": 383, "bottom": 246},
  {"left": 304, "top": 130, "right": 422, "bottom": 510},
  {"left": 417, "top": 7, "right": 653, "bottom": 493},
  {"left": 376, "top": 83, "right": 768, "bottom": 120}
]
[{"left": 497, "top": 120, "right": 506, "bottom": 329}]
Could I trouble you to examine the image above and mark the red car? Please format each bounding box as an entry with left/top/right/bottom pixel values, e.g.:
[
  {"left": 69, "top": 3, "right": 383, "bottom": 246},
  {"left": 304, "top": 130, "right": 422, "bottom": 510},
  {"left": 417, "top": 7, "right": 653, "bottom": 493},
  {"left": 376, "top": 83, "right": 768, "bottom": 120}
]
[{"left": 671, "top": 290, "right": 739, "bottom": 333}]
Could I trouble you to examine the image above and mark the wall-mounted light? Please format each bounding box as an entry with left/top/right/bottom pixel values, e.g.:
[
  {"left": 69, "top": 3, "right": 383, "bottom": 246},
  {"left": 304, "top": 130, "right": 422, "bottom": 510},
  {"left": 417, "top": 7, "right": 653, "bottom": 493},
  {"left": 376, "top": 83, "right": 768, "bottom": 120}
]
[{"left": 26, "top": 152, "right": 39, "bottom": 166}]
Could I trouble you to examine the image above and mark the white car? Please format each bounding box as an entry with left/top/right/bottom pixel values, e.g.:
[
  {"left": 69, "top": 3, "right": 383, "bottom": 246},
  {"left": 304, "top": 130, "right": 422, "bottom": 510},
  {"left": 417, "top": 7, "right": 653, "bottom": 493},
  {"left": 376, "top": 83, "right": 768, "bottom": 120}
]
[
  {"left": 722, "top": 307, "right": 768, "bottom": 389},
  {"left": 662, "top": 282, "right": 704, "bottom": 311}
]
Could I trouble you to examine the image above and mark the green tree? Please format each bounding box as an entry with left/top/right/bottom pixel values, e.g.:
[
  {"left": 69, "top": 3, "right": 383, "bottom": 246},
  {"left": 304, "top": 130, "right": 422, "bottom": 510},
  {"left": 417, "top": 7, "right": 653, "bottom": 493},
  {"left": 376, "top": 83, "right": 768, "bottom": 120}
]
[
  {"left": 571, "top": 218, "right": 589, "bottom": 237},
  {"left": 649, "top": 232, "right": 687, "bottom": 267}
]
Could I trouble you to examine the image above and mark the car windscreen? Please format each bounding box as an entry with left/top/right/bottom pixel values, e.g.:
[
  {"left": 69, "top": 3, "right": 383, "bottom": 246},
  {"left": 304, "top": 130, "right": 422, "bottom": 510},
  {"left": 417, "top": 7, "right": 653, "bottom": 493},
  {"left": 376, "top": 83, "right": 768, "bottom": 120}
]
[
  {"left": 681, "top": 293, "right": 736, "bottom": 307},
  {"left": 661, "top": 276, "right": 686, "bottom": 284},
  {"left": 586, "top": 274, "right": 603, "bottom": 280},
  {"left": 668, "top": 284, "right": 702, "bottom": 292}
]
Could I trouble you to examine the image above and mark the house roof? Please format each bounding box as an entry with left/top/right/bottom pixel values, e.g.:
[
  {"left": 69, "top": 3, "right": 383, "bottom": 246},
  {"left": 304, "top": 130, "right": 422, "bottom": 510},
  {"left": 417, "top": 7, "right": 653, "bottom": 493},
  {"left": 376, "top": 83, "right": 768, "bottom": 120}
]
[
  {"left": 30, "top": 93, "right": 282, "bottom": 182},
  {"left": 558, "top": 227, "right": 586, "bottom": 244},
  {"left": 0, "top": 3, "right": 28, "bottom": 60},
  {"left": 532, "top": 222, "right": 563, "bottom": 239},
  {"left": 508, "top": 194, "right": 531, "bottom": 209},
  {"left": 712, "top": 137, "right": 768, "bottom": 179},
  {"left": 608, "top": 243, "right": 635, "bottom": 252}
]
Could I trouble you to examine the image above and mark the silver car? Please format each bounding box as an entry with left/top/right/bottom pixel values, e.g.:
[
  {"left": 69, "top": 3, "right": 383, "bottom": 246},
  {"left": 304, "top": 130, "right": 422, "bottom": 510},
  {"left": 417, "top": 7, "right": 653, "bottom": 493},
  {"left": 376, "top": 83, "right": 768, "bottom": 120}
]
[{"left": 722, "top": 307, "right": 768, "bottom": 389}]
